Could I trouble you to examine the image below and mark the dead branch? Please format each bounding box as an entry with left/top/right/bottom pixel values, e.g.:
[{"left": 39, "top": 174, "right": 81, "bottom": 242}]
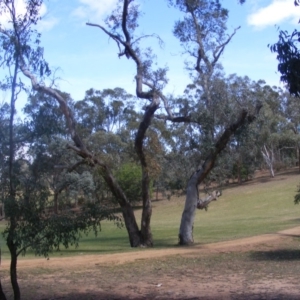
[{"left": 197, "top": 190, "right": 221, "bottom": 210}]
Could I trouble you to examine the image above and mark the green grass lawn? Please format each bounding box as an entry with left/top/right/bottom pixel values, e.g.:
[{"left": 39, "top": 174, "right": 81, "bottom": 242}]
[{"left": 1, "top": 168, "right": 300, "bottom": 259}]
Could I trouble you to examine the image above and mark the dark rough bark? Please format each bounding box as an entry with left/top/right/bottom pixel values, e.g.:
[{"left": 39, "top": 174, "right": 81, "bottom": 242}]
[
  {"left": 7, "top": 237, "right": 19, "bottom": 300},
  {"left": 6, "top": 49, "right": 20, "bottom": 300},
  {"left": 0, "top": 250, "right": 7, "bottom": 300},
  {"left": 0, "top": 281, "right": 7, "bottom": 300},
  {"left": 179, "top": 106, "right": 262, "bottom": 245},
  {"left": 118, "top": 202, "right": 142, "bottom": 247},
  {"left": 136, "top": 103, "right": 159, "bottom": 246}
]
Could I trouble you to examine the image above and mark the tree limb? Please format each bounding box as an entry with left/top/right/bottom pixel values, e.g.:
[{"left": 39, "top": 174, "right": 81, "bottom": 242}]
[
  {"left": 196, "top": 102, "right": 262, "bottom": 185},
  {"left": 197, "top": 190, "right": 221, "bottom": 210},
  {"left": 212, "top": 26, "right": 241, "bottom": 67}
]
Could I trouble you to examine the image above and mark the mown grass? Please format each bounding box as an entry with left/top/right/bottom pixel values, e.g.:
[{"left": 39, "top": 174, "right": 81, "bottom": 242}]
[{"left": 0, "top": 168, "right": 300, "bottom": 259}]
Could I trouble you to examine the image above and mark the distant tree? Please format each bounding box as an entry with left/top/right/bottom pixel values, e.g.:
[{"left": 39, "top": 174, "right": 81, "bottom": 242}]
[{"left": 281, "top": 91, "right": 300, "bottom": 170}]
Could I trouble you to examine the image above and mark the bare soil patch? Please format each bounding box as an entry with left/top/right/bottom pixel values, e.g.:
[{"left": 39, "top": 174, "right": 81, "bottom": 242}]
[{"left": 2, "top": 226, "right": 300, "bottom": 299}]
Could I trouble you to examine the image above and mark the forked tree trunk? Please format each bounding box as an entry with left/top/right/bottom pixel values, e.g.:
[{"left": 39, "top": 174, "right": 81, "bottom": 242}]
[{"left": 179, "top": 107, "right": 261, "bottom": 245}]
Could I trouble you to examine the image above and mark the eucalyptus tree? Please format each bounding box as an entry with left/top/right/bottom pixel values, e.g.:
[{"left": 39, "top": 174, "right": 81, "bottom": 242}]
[
  {"left": 281, "top": 91, "right": 300, "bottom": 170},
  {"left": 0, "top": 2, "right": 119, "bottom": 298},
  {"left": 87, "top": 0, "right": 262, "bottom": 245},
  {"left": 87, "top": 0, "right": 171, "bottom": 246},
  {"left": 0, "top": 0, "right": 160, "bottom": 248},
  {"left": 150, "top": 0, "right": 261, "bottom": 245},
  {"left": 74, "top": 88, "right": 134, "bottom": 135},
  {"left": 270, "top": 28, "right": 300, "bottom": 97},
  {"left": 0, "top": 0, "right": 47, "bottom": 296}
]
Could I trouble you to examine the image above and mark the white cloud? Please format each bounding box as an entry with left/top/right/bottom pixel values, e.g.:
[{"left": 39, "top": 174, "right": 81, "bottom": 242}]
[
  {"left": 0, "top": 0, "right": 55, "bottom": 31},
  {"left": 38, "top": 17, "right": 59, "bottom": 32},
  {"left": 0, "top": 0, "right": 26, "bottom": 28},
  {"left": 247, "top": 0, "right": 300, "bottom": 28},
  {"left": 72, "top": 0, "right": 118, "bottom": 20}
]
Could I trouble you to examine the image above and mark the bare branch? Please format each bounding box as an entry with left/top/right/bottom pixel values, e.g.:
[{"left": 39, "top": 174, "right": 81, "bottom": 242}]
[
  {"left": 155, "top": 114, "right": 192, "bottom": 123},
  {"left": 212, "top": 26, "right": 241, "bottom": 67},
  {"left": 122, "top": 0, "right": 131, "bottom": 43},
  {"left": 197, "top": 190, "right": 221, "bottom": 210},
  {"left": 196, "top": 102, "right": 262, "bottom": 185},
  {"left": 157, "top": 92, "right": 174, "bottom": 119},
  {"left": 189, "top": 9, "right": 211, "bottom": 73},
  {"left": 86, "top": 22, "right": 125, "bottom": 56},
  {"left": 132, "top": 33, "right": 164, "bottom": 49}
]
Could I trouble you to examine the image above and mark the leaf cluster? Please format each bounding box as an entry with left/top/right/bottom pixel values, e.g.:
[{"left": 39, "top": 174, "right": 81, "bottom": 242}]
[{"left": 270, "top": 30, "right": 300, "bottom": 97}]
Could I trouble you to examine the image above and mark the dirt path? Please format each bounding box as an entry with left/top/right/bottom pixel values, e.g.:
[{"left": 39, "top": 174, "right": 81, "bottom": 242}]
[
  {"left": 2, "top": 226, "right": 300, "bottom": 299},
  {"left": 3, "top": 226, "right": 300, "bottom": 270}
]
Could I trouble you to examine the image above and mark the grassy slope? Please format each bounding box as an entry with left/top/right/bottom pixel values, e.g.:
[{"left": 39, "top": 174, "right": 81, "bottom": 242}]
[
  {"left": 0, "top": 168, "right": 299, "bottom": 259},
  {"left": 152, "top": 168, "right": 300, "bottom": 246}
]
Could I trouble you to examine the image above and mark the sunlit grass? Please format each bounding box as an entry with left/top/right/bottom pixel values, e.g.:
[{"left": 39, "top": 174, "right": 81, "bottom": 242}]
[{"left": 0, "top": 168, "right": 300, "bottom": 260}]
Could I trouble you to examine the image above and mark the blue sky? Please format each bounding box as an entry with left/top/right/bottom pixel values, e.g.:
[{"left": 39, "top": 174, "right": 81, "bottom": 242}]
[{"left": 1, "top": 0, "right": 300, "bottom": 111}]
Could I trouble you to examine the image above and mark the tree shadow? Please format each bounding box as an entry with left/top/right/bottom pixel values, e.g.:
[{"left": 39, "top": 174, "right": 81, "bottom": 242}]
[{"left": 250, "top": 249, "right": 300, "bottom": 261}]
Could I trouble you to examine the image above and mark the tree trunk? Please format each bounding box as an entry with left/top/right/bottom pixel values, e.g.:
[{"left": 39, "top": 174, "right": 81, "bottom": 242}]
[
  {"left": 7, "top": 238, "right": 20, "bottom": 300},
  {"left": 298, "top": 145, "right": 300, "bottom": 173},
  {"left": 237, "top": 156, "right": 242, "bottom": 184},
  {"left": 53, "top": 192, "right": 58, "bottom": 214},
  {"left": 0, "top": 250, "right": 7, "bottom": 300},
  {"left": 0, "top": 281, "right": 7, "bottom": 300},
  {"left": 120, "top": 202, "right": 142, "bottom": 247},
  {"left": 179, "top": 106, "right": 262, "bottom": 245},
  {"left": 135, "top": 104, "right": 159, "bottom": 247},
  {"left": 261, "top": 145, "right": 275, "bottom": 178},
  {"left": 179, "top": 173, "right": 199, "bottom": 244},
  {"left": 140, "top": 182, "right": 153, "bottom": 246}
]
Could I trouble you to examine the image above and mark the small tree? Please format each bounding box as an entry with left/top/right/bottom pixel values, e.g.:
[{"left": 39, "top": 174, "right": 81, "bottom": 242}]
[{"left": 0, "top": 2, "right": 119, "bottom": 298}]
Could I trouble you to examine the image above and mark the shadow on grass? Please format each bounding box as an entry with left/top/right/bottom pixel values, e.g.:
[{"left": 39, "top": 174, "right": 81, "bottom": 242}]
[{"left": 250, "top": 249, "right": 300, "bottom": 261}]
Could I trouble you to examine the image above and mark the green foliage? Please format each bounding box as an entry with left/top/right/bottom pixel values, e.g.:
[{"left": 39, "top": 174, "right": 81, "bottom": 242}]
[
  {"left": 270, "top": 29, "right": 300, "bottom": 97},
  {"left": 294, "top": 184, "right": 300, "bottom": 204},
  {"left": 3, "top": 199, "right": 121, "bottom": 257},
  {"left": 115, "top": 162, "right": 143, "bottom": 203}
]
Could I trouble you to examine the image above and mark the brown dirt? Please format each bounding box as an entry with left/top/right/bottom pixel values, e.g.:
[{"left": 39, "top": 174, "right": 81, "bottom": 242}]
[{"left": 2, "top": 226, "right": 300, "bottom": 300}]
